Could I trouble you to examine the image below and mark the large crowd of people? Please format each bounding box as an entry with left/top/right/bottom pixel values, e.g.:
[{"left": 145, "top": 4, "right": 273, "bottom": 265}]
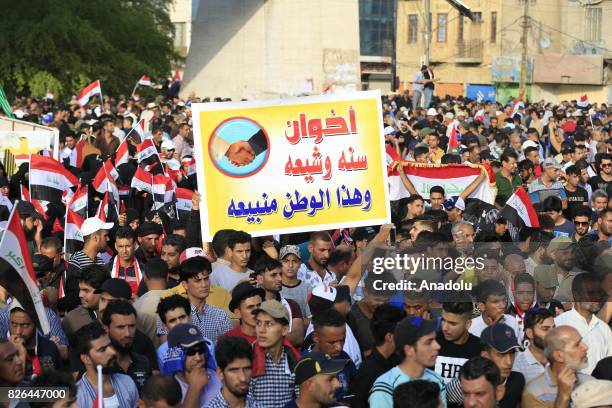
[{"left": 0, "top": 88, "right": 610, "bottom": 408}]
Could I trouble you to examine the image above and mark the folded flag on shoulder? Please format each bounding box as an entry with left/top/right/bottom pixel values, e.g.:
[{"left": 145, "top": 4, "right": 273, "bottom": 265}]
[
  {"left": 0, "top": 206, "right": 50, "bottom": 334},
  {"left": 29, "top": 154, "right": 78, "bottom": 203}
]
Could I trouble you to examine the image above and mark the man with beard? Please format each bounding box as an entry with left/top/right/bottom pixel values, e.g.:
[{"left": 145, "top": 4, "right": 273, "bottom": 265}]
[
  {"left": 594, "top": 208, "right": 612, "bottom": 242},
  {"left": 66, "top": 217, "right": 112, "bottom": 312},
  {"left": 298, "top": 231, "right": 336, "bottom": 287},
  {"left": 554, "top": 273, "right": 612, "bottom": 375},
  {"left": 539, "top": 237, "right": 581, "bottom": 306},
  {"left": 39, "top": 237, "right": 67, "bottom": 305},
  {"left": 522, "top": 326, "right": 593, "bottom": 408},
  {"left": 62, "top": 265, "right": 109, "bottom": 338},
  {"left": 571, "top": 206, "right": 592, "bottom": 242},
  {"left": 513, "top": 308, "right": 555, "bottom": 382},
  {"left": 74, "top": 321, "right": 139, "bottom": 407},
  {"left": 495, "top": 151, "right": 522, "bottom": 207},
  {"left": 369, "top": 316, "right": 444, "bottom": 407},
  {"left": 102, "top": 300, "right": 152, "bottom": 392},
  {"left": 16, "top": 201, "right": 44, "bottom": 256},
  {"left": 135, "top": 221, "right": 163, "bottom": 265},
  {"left": 459, "top": 357, "right": 505, "bottom": 408},
  {"left": 208, "top": 336, "right": 259, "bottom": 407},
  {"left": 287, "top": 352, "right": 349, "bottom": 408},
  {"left": 534, "top": 266, "right": 565, "bottom": 315},
  {"left": 160, "top": 234, "right": 187, "bottom": 288},
  {"left": 254, "top": 257, "right": 304, "bottom": 348}
]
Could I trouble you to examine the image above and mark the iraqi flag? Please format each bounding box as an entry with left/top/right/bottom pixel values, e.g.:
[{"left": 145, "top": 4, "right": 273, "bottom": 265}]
[
  {"left": 499, "top": 187, "right": 540, "bottom": 229},
  {"left": 64, "top": 209, "right": 84, "bottom": 260},
  {"left": 511, "top": 97, "right": 525, "bottom": 118},
  {"left": 68, "top": 138, "right": 85, "bottom": 168},
  {"left": 577, "top": 94, "right": 589, "bottom": 109},
  {"left": 92, "top": 159, "right": 120, "bottom": 203},
  {"left": 68, "top": 185, "right": 88, "bottom": 219},
  {"left": 152, "top": 173, "right": 175, "bottom": 210},
  {"left": 175, "top": 188, "right": 193, "bottom": 219},
  {"left": 131, "top": 167, "right": 153, "bottom": 193},
  {"left": 96, "top": 191, "right": 118, "bottom": 223},
  {"left": 29, "top": 154, "right": 78, "bottom": 203},
  {"left": 138, "top": 75, "right": 152, "bottom": 87},
  {"left": 126, "top": 118, "right": 146, "bottom": 143},
  {"left": 77, "top": 80, "right": 102, "bottom": 107},
  {"left": 447, "top": 123, "right": 460, "bottom": 152},
  {"left": 114, "top": 139, "right": 129, "bottom": 167},
  {"left": 0, "top": 206, "right": 51, "bottom": 334},
  {"left": 388, "top": 162, "right": 495, "bottom": 203},
  {"left": 180, "top": 156, "right": 197, "bottom": 177},
  {"left": 20, "top": 185, "right": 49, "bottom": 222},
  {"left": 136, "top": 138, "right": 164, "bottom": 174}
]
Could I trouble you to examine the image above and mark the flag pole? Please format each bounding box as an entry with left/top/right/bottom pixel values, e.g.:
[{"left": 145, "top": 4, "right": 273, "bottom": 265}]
[
  {"left": 131, "top": 81, "right": 139, "bottom": 99},
  {"left": 97, "top": 364, "right": 103, "bottom": 408}
]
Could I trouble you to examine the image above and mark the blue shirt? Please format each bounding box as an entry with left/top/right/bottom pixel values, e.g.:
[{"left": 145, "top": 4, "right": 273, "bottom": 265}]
[{"left": 369, "top": 366, "right": 447, "bottom": 407}]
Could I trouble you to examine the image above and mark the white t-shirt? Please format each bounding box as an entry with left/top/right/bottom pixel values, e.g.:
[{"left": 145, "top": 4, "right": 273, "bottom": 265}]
[
  {"left": 103, "top": 394, "right": 120, "bottom": 408},
  {"left": 211, "top": 262, "right": 253, "bottom": 292},
  {"left": 468, "top": 314, "right": 520, "bottom": 339}
]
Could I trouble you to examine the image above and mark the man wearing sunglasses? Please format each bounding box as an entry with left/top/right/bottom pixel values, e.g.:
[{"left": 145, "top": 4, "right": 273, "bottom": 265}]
[
  {"left": 572, "top": 206, "right": 593, "bottom": 242},
  {"left": 164, "top": 323, "right": 222, "bottom": 407}
]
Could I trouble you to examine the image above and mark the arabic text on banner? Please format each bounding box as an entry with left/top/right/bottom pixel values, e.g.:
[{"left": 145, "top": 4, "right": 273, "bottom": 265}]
[{"left": 192, "top": 91, "right": 390, "bottom": 240}]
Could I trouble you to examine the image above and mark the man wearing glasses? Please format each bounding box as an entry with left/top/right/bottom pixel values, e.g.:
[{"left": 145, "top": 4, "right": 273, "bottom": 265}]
[{"left": 571, "top": 206, "right": 593, "bottom": 242}]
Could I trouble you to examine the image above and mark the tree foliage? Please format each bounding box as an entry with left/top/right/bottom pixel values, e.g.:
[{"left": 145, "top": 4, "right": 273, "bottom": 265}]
[{"left": 0, "top": 0, "right": 180, "bottom": 98}]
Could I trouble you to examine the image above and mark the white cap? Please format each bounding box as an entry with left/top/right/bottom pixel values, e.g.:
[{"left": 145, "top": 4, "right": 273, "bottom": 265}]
[
  {"left": 384, "top": 126, "right": 396, "bottom": 136},
  {"left": 161, "top": 139, "right": 176, "bottom": 150},
  {"left": 571, "top": 379, "right": 612, "bottom": 408},
  {"left": 521, "top": 140, "right": 539, "bottom": 151},
  {"left": 166, "top": 158, "right": 181, "bottom": 171},
  {"left": 427, "top": 108, "right": 437, "bottom": 116},
  {"left": 311, "top": 285, "right": 338, "bottom": 302},
  {"left": 81, "top": 217, "right": 114, "bottom": 237},
  {"left": 444, "top": 112, "right": 454, "bottom": 120}
]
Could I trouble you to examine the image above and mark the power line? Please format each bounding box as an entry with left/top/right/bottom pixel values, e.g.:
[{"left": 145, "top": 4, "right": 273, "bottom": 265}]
[{"left": 532, "top": 18, "right": 612, "bottom": 54}]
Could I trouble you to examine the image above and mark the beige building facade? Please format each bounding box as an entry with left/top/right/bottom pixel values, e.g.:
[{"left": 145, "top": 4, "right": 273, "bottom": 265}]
[
  {"left": 180, "top": 0, "right": 361, "bottom": 100},
  {"left": 396, "top": 0, "right": 611, "bottom": 103}
]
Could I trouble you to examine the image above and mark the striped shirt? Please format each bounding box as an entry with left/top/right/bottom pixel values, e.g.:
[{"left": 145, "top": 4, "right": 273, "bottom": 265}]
[
  {"left": 68, "top": 250, "right": 105, "bottom": 271},
  {"left": 208, "top": 392, "right": 260, "bottom": 408},
  {"left": 249, "top": 350, "right": 296, "bottom": 407},
  {"left": 156, "top": 303, "right": 232, "bottom": 342},
  {"left": 369, "top": 366, "right": 446, "bottom": 407}
]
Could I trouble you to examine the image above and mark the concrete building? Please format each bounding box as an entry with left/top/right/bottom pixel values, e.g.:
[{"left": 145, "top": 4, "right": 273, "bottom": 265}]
[
  {"left": 396, "top": 0, "right": 611, "bottom": 103},
  {"left": 180, "top": 0, "right": 361, "bottom": 100},
  {"left": 169, "top": 0, "right": 195, "bottom": 56}
]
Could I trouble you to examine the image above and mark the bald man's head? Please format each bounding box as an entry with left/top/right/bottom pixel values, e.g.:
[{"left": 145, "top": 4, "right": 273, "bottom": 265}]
[{"left": 544, "top": 326, "right": 588, "bottom": 370}]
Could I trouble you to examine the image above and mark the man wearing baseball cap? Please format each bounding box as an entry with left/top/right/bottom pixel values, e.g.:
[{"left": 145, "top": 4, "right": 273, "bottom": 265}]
[
  {"left": 534, "top": 264, "right": 565, "bottom": 315},
  {"left": 369, "top": 316, "right": 444, "bottom": 407},
  {"left": 65, "top": 216, "right": 113, "bottom": 312},
  {"left": 528, "top": 157, "right": 568, "bottom": 208},
  {"left": 547, "top": 236, "right": 580, "bottom": 304},
  {"left": 279, "top": 244, "right": 312, "bottom": 319},
  {"left": 249, "top": 300, "right": 301, "bottom": 407},
  {"left": 448, "top": 323, "right": 525, "bottom": 407},
  {"left": 285, "top": 351, "right": 350, "bottom": 408},
  {"left": 163, "top": 323, "right": 222, "bottom": 407}
]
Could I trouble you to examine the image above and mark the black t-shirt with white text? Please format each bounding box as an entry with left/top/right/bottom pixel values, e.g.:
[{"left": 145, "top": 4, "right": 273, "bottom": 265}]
[{"left": 434, "top": 331, "right": 482, "bottom": 384}]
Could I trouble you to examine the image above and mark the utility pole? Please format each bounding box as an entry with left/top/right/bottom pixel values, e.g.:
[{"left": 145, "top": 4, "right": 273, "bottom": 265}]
[
  {"left": 424, "top": 0, "right": 431, "bottom": 65},
  {"left": 519, "top": 0, "right": 532, "bottom": 96}
]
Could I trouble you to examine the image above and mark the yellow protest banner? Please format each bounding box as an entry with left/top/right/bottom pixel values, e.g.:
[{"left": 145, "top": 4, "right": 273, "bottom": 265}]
[{"left": 192, "top": 91, "right": 390, "bottom": 240}]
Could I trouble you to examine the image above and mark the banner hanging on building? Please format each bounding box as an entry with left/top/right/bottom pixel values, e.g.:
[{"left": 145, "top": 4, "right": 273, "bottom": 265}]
[{"left": 192, "top": 91, "right": 390, "bottom": 240}]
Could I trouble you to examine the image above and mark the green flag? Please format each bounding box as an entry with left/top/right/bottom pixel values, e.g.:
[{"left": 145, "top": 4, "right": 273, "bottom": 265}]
[{"left": 0, "top": 85, "right": 14, "bottom": 118}]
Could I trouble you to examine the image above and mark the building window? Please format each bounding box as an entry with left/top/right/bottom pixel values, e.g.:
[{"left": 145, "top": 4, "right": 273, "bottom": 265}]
[
  {"left": 408, "top": 14, "right": 418, "bottom": 43},
  {"left": 174, "top": 22, "right": 186, "bottom": 48},
  {"left": 359, "top": 0, "right": 395, "bottom": 56},
  {"left": 437, "top": 13, "right": 447, "bottom": 42},
  {"left": 585, "top": 8, "right": 602, "bottom": 42},
  {"left": 472, "top": 12, "right": 482, "bottom": 23},
  {"left": 490, "top": 12, "right": 497, "bottom": 43},
  {"left": 458, "top": 16, "right": 464, "bottom": 42}
]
